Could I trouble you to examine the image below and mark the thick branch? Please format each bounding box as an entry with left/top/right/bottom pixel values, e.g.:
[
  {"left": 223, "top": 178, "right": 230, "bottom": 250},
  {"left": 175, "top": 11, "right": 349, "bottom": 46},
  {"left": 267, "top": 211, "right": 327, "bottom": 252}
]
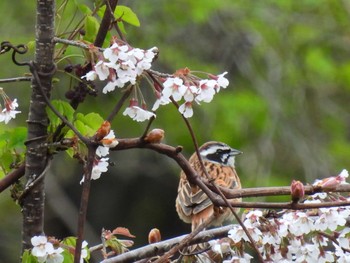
[
  {"left": 21, "top": 0, "right": 56, "bottom": 251},
  {"left": 94, "top": 0, "right": 118, "bottom": 47}
]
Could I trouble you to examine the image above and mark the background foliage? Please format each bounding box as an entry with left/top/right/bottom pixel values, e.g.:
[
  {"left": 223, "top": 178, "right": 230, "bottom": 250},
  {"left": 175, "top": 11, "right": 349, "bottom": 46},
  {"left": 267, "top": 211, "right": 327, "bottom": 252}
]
[{"left": 1, "top": 0, "right": 350, "bottom": 262}]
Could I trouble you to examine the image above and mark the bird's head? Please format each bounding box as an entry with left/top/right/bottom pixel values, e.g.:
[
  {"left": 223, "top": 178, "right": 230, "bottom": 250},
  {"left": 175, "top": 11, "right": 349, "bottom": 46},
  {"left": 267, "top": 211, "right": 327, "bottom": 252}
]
[{"left": 199, "top": 141, "right": 242, "bottom": 168}]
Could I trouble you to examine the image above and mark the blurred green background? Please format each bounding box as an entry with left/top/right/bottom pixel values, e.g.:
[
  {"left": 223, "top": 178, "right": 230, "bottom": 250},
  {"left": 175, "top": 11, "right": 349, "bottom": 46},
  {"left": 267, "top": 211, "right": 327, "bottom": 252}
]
[{"left": 1, "top": 0, "right": 350, "bottom": 262}]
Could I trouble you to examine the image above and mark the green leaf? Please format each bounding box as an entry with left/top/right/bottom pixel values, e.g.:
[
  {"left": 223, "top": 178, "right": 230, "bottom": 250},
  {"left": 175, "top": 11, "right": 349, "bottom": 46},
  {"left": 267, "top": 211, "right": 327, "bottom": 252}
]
[
  {"left": 117, "top": 21, "right": 126, "bottom": 34},
  {"left": 46, "top": 100, "right": 75, "bottom": 132},
  {"left": 69, "top": 112, "right": 104, "bottom": 137},
  {"left": 73, "top": 0, "right": 92, "bottom": 15},
  {"left": 0, "top": 127, "right": 27, "bottom": 149},
  {"left": 21, "top": 250, "right": 38, "bottom": 263},
  {"left": 96, "top": 4, "right": 106, "bottom": 18},
  {"left": 0, "top": 126, "right": 26, "bottom": 178},
  {"left": 62, "top": 236, "right": 77, "bottom": 246},
  {"left": 73, "top": 118, "right": 89, "bottom": 136},
  {"left": 114, "top": 5, "right": 140, "bottom": 27},
  {"left": 84, "top": 15, "right": 100, "bottom": 42},
  {"left": 77, "top": 112, "right": 104, "bottom": 133}
]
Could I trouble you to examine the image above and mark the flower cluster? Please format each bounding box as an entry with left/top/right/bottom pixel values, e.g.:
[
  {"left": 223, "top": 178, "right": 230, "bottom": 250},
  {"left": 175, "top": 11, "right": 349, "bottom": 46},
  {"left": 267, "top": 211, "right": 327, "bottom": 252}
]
[
  {"left": 208, "top": 170, "right": 350, "bottom": 262},
  {"left": 80, "top": 122, "right": 118, "bottom": 184},
  {"left": 152, "top": 69, "right": 229, "bottom": 118},
  {"left": 0, "top": 87, "right": 21, "bottom": 124},
  {"left": 31, "top": 236, "right": 88, "bottom": 263},
  {"left": 31, "top": 236, "right": 64, "bottom": 263},
  {"left": 82, "top": 42, "right": 158, "bottom": 94}
]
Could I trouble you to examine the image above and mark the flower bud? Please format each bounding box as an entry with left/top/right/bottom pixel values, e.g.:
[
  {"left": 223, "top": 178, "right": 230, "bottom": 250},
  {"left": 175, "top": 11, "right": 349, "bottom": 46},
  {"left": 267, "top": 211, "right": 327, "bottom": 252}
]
[
  {"left": 148, "top": 228, "right": 161, "bottom": 244},
  {"left": 144, "top": 129, "right": 165, "bottom": 143},
  {"left": 95, "top": 121, "right": 111, "bottom": 141},
  {"left": 290, "top": 180, "right": 305, "bottom": 202}
]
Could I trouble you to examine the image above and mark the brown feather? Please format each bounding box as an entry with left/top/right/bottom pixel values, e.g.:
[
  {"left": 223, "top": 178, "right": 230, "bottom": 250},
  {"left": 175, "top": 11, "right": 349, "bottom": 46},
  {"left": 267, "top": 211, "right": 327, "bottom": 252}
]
[{"left": 176, "top": 143, "right": 242, "bottom": 231}]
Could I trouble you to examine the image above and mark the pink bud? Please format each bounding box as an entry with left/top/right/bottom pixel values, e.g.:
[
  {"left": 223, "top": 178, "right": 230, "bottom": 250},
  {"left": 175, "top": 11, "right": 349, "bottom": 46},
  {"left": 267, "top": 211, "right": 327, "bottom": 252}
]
[
  {"left": 148, "top": 228, "right": 161, "bottom": 244},
  {"left": 291, "top": 180, "right": 305, "bottom": 202},
  {"left": 95, "top": 121, "right": 111, "bottom": 141}
]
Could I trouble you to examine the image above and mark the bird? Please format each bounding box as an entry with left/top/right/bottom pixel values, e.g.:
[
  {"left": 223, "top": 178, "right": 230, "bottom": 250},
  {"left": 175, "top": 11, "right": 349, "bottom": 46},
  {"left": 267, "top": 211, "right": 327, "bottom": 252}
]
[{"left": 176, "top": 141, "right": 242, "bottom": 231}]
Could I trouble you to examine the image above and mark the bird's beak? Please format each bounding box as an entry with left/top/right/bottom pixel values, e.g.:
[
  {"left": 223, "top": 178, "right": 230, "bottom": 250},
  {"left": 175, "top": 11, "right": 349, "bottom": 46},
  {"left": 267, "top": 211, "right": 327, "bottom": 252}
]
[{"left": 230, "top": 149, "right": 243, "bottom": 156}]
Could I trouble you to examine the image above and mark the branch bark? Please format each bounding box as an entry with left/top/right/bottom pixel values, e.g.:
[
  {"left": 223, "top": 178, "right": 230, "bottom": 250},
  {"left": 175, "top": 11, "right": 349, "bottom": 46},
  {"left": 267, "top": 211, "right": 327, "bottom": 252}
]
[
  {"left": 21, "top": 0, "right": 56, "bottom": 251},
  {"left": 101, "top": 224, "right": 234, "bottom": 263}
]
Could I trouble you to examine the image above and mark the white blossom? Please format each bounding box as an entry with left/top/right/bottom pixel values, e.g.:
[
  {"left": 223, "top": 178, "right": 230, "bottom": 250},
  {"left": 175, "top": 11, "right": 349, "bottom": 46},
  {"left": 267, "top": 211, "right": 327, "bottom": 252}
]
[
  {"left": 84, "top": 43, "right": 157, "bottom": 92},
  {"left": 94, "top": 60, "right": 110, "bottom": 80},
  {"left": 80, "top": 157, "right": 109, "bottom": 184},
  {"left": 31, "top": 236, "right": 64, "bottom": 263},
  {"left": 178, "top": 102, "right": 193, "bottom": 118},
  {"left": 196, "top": 79, "right": 216, "bottom": 103},
  {"left": 82, "top": 70, "right": 97, "bottom": 81},
  {"left": 162, "top": 77, "right": 186, "bottom": 101},
  {"left": 123, "top": 106, "right": 155, "bottom": 122},
  {"left": 0, "top": 98, "right": 21, "bottom": 124}
]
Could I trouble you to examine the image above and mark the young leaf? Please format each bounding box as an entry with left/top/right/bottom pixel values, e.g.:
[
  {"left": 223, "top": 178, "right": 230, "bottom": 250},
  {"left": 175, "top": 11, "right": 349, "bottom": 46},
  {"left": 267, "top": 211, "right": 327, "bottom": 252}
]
[
  {"left": 78, "top": 112, "right": 104, "bottom": 132},
  {"left": 96, "top": 4, "right": 106, "bottom": 18},
  {"left": 84, "top": 15, "right": 100, "bottom": 42},
  {"left": 114, "top": 6, "right": 140, "bottom": 27},
  {"left": 21, "top": 250, "right": 38, "bottom": 263},
  {"left": 46, "top": 100, "right": 75, "bottom": 132},
  {"left": 73, "top": 0, "right": 92, "bottom": 15}
]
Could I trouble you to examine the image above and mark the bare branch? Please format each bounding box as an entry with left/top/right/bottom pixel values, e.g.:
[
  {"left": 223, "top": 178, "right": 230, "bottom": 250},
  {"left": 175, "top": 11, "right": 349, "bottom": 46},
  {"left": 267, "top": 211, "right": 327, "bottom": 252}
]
[
  {"left": 0, "top": 164, "right": 25, "bottom": 193},
  {"left": 101, "top": 224, "right": 235, "bottom": 263},
  {"left": 0, "top": 76, "right": 32, "bottom": 83}
]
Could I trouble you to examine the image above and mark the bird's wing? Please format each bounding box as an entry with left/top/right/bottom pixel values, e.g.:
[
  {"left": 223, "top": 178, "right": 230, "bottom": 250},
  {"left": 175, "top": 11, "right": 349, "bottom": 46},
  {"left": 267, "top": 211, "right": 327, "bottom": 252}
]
[{"left": 177, "top": 163, "right": 241, "bottom": 217}]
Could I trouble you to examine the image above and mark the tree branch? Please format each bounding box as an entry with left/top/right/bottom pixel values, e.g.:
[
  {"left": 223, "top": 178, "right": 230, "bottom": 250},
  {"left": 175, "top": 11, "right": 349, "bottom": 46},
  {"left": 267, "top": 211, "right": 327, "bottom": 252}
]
[
  {"left": 101, "top": 224, "right": 235, "bottom": 263},
  {"left": 21, "top": 0, "right": 56, "bottom": 251},
  {"left": 0, "top": 76, "right": 32, "bottom": 83},
  {"left": 0, "top": 164, "right": 25, "bottom": 193}
]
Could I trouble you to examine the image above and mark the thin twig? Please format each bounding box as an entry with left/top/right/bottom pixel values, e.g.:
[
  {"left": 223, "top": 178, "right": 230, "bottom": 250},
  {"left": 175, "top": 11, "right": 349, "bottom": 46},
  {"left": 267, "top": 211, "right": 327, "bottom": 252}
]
[
  {"left": 0, "top": 76, "right": 32, "bottom": 83},
  {"left": 106, "top": 85, "right": 134, "bottom": 122},
  {"left": 18, "top": 159, "right": 51, "bottom": 204},
  {"left": 53, "top": 37, "right": 98, "bottom": 51},
  {"left": 30, "top": 62, "right": 89, "bottom": 144},
  {"left": 74, "top": 144, "right": 97, "bottom": 263}
]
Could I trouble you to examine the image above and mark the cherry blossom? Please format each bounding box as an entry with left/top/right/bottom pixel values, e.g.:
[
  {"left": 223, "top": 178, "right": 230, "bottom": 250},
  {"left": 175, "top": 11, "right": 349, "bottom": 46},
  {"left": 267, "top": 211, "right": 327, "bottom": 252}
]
[
  {"left": 83, "top": 43, "right": 158, "bottom": 93},
  {"left": 31, "top": 236, "right": 64, "bottom": 263},
  {"left": 152, "top": 92, "right": 171, "bottom": 111},
  {"left": 0, "top": 88, "right": 21, "bottom": 124},
  {"left": 123, "top": 105, "right": 155, "bottom": 122},
  {"left": 161, "top": 77, "right": 186, "bottom": 101},
  {"left": 96, "top": 129, "right": 119, "bottom": 157},
  {"left": 80, "top": 157, "right": 109, "bottom": 184},
  {"left": 178, "top": 102, "right": 193, "bottom": 118},
  {"left": 82, "top": 70, "right": 97, "bottom": 81},
  {"left": 94, "top": 60, "right": 110, "bottom": 80},
  {"left": 103, "top": 43, "right": 129, "bottom": 63},
  {"left": 151, "top": 70, "right": 230, "bottom": 118},
  {"left": 80, "top": 240, "right": 89, "bottom": 263},
  {"left": 196, "top": 79, "right": 217, "bottom": 103}
]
